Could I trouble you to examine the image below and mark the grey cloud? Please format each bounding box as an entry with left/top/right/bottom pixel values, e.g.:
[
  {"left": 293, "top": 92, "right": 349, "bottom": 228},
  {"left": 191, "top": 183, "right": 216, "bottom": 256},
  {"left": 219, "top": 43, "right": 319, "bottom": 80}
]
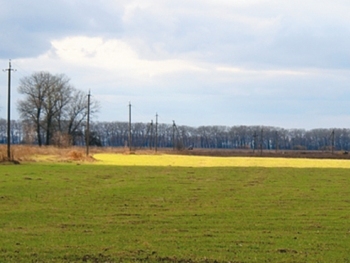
[
  {"left": 120, "top": 1, "right": 350, "bottom": 70},
  {"left": 0, "top": 1, "right": 124, "bottom": 59}
]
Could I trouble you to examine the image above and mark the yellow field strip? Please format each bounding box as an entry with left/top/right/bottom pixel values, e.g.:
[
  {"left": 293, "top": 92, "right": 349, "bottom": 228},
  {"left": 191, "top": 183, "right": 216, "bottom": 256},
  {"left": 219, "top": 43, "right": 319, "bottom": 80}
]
[{"left": 92, "top": 153, "right": 350, "bottom": 168}]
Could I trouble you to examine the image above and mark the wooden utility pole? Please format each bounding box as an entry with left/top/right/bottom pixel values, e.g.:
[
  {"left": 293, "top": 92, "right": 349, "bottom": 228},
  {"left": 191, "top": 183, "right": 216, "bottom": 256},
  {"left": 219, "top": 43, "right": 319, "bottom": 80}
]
[
  {"left": 155, "top": 113, "right": 158, "bottom": 152},
  {"left": 3, "top": 60, "right": 15, "bottom": 160},
  {"left": 86, "top": 90, "right": 91, "bottom": 156},
  {"left": 253, "top": 131, "right": 257, "bottom": 153},
  {"left": 260, "top": 129, "right": 263, "bottom": 156},
  {"left": 128, "top": 102, "right": 132, "bottom": 151},
  {"left": 331, "top": 130, "right": 335, "bottom": 154},
  {"left": 173, "top": 120, "right": 176, "bottom": 150},
  {"left": 150, "top": 120, "right": 153, "bottom": 149},
  {"left": 275, "top": 131, "right": 278, "bottom": 153}
]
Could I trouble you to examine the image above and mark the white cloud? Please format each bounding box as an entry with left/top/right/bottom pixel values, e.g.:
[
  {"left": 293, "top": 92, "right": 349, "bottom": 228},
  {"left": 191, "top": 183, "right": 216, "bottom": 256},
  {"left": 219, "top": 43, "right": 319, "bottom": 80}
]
[{"left": 49, "top": 36, "right": 206, "bottom": 78}]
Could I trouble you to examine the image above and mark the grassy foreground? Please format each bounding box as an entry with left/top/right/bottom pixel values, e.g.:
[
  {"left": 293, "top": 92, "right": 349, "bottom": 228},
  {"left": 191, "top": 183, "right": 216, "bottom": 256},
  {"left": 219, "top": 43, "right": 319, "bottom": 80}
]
[{"left": 1, "top": 161, "right": 350, "bottom": 262}]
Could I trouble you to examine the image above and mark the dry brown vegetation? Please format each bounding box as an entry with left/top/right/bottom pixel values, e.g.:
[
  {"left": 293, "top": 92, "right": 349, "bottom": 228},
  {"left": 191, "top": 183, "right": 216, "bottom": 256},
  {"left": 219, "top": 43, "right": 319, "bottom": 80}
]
[
  {"left": 0, "top": 145, "right": 171, "bottom": 164},
  {"left": 0, "top": 145, "right": 111, "bottom": 163},
  {"left": 1, "top": 145, "right": 350, "bottom": 164}
]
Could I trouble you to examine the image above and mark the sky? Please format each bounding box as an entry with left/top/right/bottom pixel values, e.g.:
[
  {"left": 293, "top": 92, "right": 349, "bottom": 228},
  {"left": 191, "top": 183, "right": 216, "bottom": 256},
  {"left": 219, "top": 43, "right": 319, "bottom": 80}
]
[{"left": 1, "top": 0, "right": 350, "bottom": 129}]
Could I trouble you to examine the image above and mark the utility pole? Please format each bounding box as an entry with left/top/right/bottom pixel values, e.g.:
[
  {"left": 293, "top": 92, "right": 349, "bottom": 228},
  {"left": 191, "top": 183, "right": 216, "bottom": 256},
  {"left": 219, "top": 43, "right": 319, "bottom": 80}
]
[
  {"left": 155, "top": 113, "right": 158, "bottom": 152},
  {"left": 3, "top": 60, "right": 16, "bottom": 160},
  {"left": 86, "top": 90, "right": 91, "bottom": 156},
  {"left": 275, "top": 131, "right": 278, "bottom": 153},
  {"left": 253, "top": 131, "right": 257, "bottom": 153},
  {"left": 150, "top": 120, "right": 153, "bottom": 149},
  {"left": 331, "top": 129, "right": 335, "bottom": 154},
  {"left": 128, "top": 102, "right": 132, "bottom": 151},
  {"left": 173, "top": 120, "right": 176, "bottom": 150},
  {"left": 260, "top": 129, "right": 263, "bottom": 156}
]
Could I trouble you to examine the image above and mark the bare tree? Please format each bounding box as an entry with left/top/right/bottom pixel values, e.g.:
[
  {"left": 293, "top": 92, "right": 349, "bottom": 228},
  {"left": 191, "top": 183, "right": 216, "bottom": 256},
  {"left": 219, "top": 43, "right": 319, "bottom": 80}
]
[
  {"left": 18, "top": 72, "right": 53, "bottom": 146},
  {"left": 65, "top": 89, "right": 99, "bottom": 145},
  {"left": 17, "top": 72, "right": 99, "bottom": 146}
]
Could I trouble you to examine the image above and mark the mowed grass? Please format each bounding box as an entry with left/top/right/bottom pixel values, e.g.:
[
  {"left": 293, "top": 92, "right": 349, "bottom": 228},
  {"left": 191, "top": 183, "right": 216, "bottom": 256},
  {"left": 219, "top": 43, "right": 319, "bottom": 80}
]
[{"left": 0, "top": 157, "right": 350, "bottom": 262}]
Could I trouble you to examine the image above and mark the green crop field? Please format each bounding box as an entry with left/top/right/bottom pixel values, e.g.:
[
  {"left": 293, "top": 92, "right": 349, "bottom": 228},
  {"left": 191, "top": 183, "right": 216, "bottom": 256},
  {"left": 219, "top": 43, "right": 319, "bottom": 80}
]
[{"left": 1, "top": 156, "right": 350, "bottom": 262}]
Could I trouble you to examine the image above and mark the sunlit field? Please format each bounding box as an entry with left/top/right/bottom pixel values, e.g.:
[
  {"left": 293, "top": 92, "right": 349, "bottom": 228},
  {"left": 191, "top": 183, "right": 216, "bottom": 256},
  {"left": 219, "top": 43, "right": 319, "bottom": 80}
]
[{"left": 93, "top": 153, "right": 350, "bottom": 168}]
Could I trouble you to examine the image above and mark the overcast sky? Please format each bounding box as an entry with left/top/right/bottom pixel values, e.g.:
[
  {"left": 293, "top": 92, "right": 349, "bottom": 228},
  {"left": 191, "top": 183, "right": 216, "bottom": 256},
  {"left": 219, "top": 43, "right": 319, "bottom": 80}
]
[{"left": 1, "top": 0, "right": 350, "bottom": 129}]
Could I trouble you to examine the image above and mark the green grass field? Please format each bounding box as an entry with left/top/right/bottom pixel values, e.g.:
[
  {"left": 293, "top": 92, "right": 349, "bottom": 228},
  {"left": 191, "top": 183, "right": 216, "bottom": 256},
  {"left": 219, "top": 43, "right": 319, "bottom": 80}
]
[{"left": 1, "top": 156, "right": 350, "bottom": 262}]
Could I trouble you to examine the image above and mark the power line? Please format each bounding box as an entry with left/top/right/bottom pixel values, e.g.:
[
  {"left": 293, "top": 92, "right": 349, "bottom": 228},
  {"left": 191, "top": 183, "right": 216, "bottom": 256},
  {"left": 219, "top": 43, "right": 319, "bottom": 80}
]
[{"left": 10, "top": 61, "right": 31, "bottom": 78}]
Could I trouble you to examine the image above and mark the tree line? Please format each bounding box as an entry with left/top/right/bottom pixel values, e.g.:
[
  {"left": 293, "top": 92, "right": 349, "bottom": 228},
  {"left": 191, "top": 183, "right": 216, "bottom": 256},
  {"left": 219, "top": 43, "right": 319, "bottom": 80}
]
[
  {"left": 2, "top": 118, "right": 350, "bottom": 151},
  {"left": 88, "top": 122, "right": 350, "bottom": 151}
]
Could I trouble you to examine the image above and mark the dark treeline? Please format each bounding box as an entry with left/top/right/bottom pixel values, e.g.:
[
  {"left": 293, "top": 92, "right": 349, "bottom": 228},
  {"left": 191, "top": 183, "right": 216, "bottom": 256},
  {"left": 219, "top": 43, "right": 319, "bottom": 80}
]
[{"left": 2, "top": 118, "right": 350, "bottom": 151}]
